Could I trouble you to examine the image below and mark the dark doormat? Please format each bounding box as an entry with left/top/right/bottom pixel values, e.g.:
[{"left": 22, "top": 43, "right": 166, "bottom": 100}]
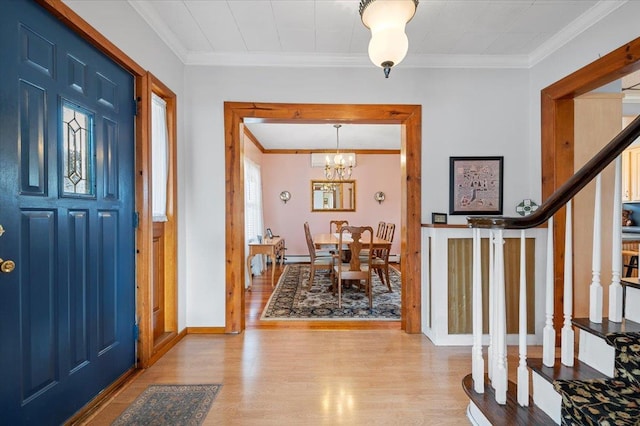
[{"left": 111, "top": 384, "right": 221, "bottom": 425}]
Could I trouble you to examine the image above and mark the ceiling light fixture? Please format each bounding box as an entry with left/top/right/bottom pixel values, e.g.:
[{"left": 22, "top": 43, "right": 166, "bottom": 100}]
[
  {"left": 325, "top": 124, "right": 353, "bottom": 181},
  {"left": 359, "top": 0, "right": 419, "bottom": 78}
]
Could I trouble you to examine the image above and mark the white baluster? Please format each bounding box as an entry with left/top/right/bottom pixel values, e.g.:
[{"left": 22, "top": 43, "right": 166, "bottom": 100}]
[
  {"left": 472, "top": 228, "right": 485, "bottom": 393},
  {"left": 543, "top": 216, "right": 556, "bottom": 367},
  {"left": 590, "top": 174, "right": 603, "bottom": 323},
  {"left": 493, "top": 229, "right": 507, "bottom": 404},
  {"left": 562, "top": 201, "right": 575, "bottom": 366},
  {"left": 488, "top": 230, "right": 495, "bottom": 382},
  {"left": 517, "top": 230, "right": 529, "bottom": 406},
  {"left": 610, "top": 156, "right": 623, "bottom": 322}
]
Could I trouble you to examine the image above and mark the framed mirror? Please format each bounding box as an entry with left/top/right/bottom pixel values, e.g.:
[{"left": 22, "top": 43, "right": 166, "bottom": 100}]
[{"left": 311, "top": 180, "right": 356, "bottom": 212}]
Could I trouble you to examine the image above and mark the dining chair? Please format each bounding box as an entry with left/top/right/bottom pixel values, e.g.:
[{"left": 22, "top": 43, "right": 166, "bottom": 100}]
[
  {"left": 383, "top": 222, "right": 396, "bottom": 243},
  {"left": 371, "top": 222, "right": 395, "bottom": 291},
  {"left": 368, "top": 221, "right": 387, "bottom": 258},
  {"left": 328, "top": 220, "right": 350, "bottom": 259},
  {"left": 303, "top": 222, "right": 333, "bottom": 289},
  {"left": 329, "top": 220, "right": 349, "bottom": 234},
  {"left": 331, "top": 225, "right": 374, "bottom": 308}
]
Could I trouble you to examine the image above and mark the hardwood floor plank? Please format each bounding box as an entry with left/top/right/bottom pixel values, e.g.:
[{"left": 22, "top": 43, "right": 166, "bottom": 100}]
[
  {"left": 79, "top": 331, "right": 472, "bottom": 425},
  {"left": 77, "top": 263, "right": 546, "bottom": 425}
]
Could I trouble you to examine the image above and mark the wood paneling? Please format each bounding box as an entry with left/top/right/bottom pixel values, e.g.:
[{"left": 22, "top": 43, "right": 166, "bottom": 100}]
[
  {"left": 152, "top": 222, "right": 166, "bottom": 341},
  {"left": 573, "top": 94, "right": 622, "bottom": 318},
  {"left": 225, "top": 102, "right": 422, "bottom": 333},
  {"left": 447, "top": 238, "right": 536, "bottom": 335}
]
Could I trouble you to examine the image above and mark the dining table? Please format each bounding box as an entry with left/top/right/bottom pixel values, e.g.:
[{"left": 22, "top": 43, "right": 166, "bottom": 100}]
[
  {"left": 313, "top": 233, "right": 391, "bottom": 251},
  {"left": 313, "top": 232, "right": 392, "bottom": 291}
]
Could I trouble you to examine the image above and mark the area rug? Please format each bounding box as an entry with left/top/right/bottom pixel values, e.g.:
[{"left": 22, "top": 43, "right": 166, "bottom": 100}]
[
  {"left": 261, "top": 264, "right": 401, "bottom": 320},
  {"left": 111, "top": 384, "right": 221, "bottom": 426}
]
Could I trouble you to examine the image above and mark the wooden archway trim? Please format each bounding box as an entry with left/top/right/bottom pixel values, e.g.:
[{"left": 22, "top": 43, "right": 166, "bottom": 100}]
[
  {"left": 224, "top": 102, "right": 422, "bottom": 333},
  {"left": 541, "top": 36, "right": 640, "bottom": 333}
]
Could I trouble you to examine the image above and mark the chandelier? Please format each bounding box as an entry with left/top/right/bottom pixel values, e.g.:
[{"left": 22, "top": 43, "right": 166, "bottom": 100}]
[
  {"left": 324, "top": 124, "right": 353, "bottom": 181},
  {"left": 359, "top": 0, "right": 419, "bottom": 78}
]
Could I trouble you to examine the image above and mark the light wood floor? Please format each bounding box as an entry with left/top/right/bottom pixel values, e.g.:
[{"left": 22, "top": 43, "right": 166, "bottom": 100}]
[{"left": 80, "top": 263, "right": 476, "bottom": 424}]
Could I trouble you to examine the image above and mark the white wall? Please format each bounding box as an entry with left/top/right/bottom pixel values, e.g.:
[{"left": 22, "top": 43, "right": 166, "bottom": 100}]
[
  {"left": 62, "top": 0, "right": 640, "bottom": 329},
  {"left": 528, "top": 1, "right": 640, "bottom": 199},
  {"left": 183, "top": 65, "right": 530, "bottom": 326}
]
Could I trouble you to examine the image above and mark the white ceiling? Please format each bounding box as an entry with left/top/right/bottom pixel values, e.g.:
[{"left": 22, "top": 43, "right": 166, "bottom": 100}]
[
  {"left": 126, "top": 0, "right": 627, "bottom": 150},
  {"left": 245, "top": 122, "right": 402, "bottom": 151}
]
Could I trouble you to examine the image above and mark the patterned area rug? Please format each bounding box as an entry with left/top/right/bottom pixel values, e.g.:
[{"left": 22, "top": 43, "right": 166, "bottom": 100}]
[
  {"left": 261, "top": 264, "right": 401, "bottom": 320},
  {"left": 112, "top": 384, "right": 221, "bottom": 426}
]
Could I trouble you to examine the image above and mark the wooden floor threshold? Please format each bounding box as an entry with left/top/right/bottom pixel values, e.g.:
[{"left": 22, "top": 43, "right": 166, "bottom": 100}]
[{"left": 462, "top": 374, "right": 555, "bottom": 426}]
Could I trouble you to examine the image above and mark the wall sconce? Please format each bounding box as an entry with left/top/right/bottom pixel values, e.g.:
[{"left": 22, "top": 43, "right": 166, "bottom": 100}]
[
  {"left": 279, "top": 190, "right": 291, "bottom": 204},
  {"left": 374, "top": 191, "right": 385, "bottom": 204}
]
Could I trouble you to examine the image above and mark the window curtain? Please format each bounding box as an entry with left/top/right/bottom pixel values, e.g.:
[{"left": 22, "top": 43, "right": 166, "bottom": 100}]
[
  {"left": 244, "top": 158, "right": 265, "bottom": 285},
  {"left": 151, "top": 93, "right": 169, "bottom": 222}
]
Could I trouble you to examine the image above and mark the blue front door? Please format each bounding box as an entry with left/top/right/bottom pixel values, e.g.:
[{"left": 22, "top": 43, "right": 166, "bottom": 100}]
[{"left": 0, "top": 1, "right": 136, "bottom": 423}]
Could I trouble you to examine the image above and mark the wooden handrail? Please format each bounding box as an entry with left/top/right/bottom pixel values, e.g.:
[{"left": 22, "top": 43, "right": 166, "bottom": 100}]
[{"left": 468, "top": 114, "right": 640, "bottom": 229}]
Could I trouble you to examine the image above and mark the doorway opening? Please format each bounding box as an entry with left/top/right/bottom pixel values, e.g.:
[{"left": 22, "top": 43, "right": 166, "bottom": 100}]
[{"left": 224, "top": 102, "right": 423, "bottom": 333}]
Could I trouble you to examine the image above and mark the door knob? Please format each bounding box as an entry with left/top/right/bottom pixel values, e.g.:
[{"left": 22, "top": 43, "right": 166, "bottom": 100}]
[
  {"left": 0, "top": 225, "right": 4, "bottom": 237},
  {"left": 0, "top": 258, "right": 15, "bottom": 273}
]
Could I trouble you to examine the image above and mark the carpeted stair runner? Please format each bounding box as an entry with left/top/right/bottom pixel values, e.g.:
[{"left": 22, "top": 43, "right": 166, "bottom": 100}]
[{"left": 553, "top": 332, "right": 640, "bottom": 426}]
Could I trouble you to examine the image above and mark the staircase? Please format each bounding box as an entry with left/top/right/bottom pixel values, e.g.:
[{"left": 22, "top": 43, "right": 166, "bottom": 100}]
[{"left": 462, "top": 116, "right": 640, "bottom": 425}]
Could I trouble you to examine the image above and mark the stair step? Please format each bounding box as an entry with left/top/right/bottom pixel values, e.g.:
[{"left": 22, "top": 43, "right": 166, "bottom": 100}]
[
  {"left": 572, "top": 317, "right": 640, "bottom": 340},
  {"left": 462, "top": 374, "right": 555, "bottom": 425},
  {"left": 527, "top": 357, "right": 608, "bottom": 383}
]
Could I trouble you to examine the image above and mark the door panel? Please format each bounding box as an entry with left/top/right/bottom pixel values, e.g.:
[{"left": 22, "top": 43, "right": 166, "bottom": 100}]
[
  {"left": 152, "top": 222, "right": 166, "bottom": 342},
  {"left": 0, "top": 1, "right": 136, "bottom": 423},
  {"left": 21, "top": 210, "right": 57, "bottom": 402}
]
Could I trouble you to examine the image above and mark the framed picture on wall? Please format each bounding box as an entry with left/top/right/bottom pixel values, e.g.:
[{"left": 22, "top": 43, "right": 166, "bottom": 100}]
[
  {"left": 449, "top": 156, "right": 503, "bottom": 215},
  {"left": 432, "top": 212, "right": 448, "bottom": 224}
]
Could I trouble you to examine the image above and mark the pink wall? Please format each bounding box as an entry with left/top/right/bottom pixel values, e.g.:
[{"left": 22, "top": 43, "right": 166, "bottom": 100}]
[{"left": 261, "top": 153, "right": 401, "bottom": 256}]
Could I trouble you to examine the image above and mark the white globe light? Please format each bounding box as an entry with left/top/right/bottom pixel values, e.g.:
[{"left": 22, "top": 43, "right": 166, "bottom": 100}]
[
  {"left": 368, "top": 27, "right": 409, "bottom": 68},
  {"left": 360, "top": 0, "right": 417, "bottom": 77},
  {"left": 361, "top": 0, "right": 417, "bottom": 30}
]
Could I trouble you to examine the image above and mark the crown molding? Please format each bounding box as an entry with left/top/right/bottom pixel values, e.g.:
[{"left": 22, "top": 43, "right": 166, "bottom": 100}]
[
  {"left": 185, "top": 51, "right": 371, "bottom": 67},
  {"left": 528, "top": 0, "right": 628, "bottom": 67},
  {"left": 128, "top": 0, "right": 188, "bottom": 63},
  {"left": 186, "top": 51, "right": 530, "bottom": 69},
  {"left": 130, "top": 0, "right": 626, "bottom": 70},
  {"left": 403, "top": 54, "right": 530, "bottom": 69}
]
